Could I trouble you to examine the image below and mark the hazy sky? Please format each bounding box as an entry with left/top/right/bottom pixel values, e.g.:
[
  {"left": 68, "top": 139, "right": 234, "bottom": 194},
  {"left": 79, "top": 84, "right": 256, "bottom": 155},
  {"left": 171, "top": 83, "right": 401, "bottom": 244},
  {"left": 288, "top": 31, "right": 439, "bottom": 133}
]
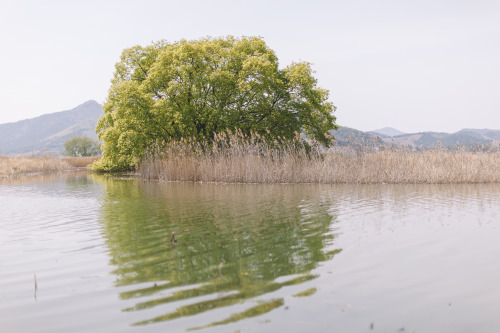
[{"left": 1, "top": 0, "right": 499, "bottom": 133}]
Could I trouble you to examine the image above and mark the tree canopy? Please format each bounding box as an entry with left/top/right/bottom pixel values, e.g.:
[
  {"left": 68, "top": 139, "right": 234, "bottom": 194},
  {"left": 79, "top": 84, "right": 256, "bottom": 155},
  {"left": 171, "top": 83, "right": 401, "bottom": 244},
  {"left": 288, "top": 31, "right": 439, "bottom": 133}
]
[
  {"left": 63, "top": 136, "right": 101, "bottom": 157},
  {"left": 93, "top": 36, "right": 337, "bottom": 171}
]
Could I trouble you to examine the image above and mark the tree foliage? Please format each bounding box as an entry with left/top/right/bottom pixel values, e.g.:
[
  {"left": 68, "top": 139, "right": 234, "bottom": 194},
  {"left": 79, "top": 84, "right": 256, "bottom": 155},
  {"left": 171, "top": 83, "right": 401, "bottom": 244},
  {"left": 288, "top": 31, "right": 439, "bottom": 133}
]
[
  {"left": 63, "top": 136, "right": 101, "bottom": 157},
  {"left": 93, "top": 36, "right": 337, "bottom": 171}
]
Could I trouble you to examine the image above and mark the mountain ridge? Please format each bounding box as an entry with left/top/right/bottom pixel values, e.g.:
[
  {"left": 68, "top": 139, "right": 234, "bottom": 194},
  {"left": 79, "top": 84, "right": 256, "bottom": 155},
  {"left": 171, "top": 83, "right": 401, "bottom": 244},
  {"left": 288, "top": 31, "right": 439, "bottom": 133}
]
[
  {"left": 334, "top": 126, "right": 500, "bottom": 150},
  {"left": 0, "top": 100, "right": 102, "bottom": 155},
  {"left": 370, "top": 127, "right": 407, "bottom": 137}
]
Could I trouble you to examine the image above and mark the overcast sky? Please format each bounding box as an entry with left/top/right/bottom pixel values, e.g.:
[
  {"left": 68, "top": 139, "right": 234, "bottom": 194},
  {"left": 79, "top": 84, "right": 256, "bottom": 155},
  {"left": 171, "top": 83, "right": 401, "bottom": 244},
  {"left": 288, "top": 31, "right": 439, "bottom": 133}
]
[{"left": 1, "top": 0, "right": 499, "bottom": 133}]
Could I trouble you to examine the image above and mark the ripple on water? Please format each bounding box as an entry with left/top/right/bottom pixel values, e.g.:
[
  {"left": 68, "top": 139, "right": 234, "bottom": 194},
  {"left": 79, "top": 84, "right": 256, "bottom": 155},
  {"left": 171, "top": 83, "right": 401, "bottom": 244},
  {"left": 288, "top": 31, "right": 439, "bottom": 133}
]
[{"left": 3, "top": 177, "right": 500, "bottom": 333}]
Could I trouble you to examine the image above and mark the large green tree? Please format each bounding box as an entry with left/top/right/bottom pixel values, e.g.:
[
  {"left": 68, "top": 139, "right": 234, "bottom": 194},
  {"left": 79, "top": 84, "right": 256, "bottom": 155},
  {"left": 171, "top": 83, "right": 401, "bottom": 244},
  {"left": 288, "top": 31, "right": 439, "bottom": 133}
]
[{"left": 93, "top": 36, "right": 337, "bottom": 171}]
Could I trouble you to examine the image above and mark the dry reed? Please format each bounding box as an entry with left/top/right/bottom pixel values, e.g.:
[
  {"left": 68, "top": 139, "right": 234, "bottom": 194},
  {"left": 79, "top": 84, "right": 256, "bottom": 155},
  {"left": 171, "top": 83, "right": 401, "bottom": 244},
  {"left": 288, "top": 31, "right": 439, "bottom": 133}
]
[
  {"left": 62, "top": 156, "right": 101, "bottom": 168},
  {"left": 0, "top": 156, "right": 100, "bottom": 178},
  {"left": 138, "top": 132, "right": 500, "bottom": 184}
]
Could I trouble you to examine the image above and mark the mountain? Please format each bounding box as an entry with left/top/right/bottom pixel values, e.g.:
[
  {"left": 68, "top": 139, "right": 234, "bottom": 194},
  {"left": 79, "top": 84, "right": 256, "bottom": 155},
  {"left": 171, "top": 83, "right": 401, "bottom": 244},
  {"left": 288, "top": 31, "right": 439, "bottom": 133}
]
[
  {"left": 379, "top": 130, "right": 498, "bottom": 149},
  {"left": 370, "top": 127, "right": 407, "bottom": 137},
  {"left": 459, "top": 128, "right": 495, "bottom": 135},
  {"left": 483, "top": 130, "right": 500, "bottom": 140},
  {"left": 0, "top": 100, "right": 102, "bottom": 155},
  {"left": 331, "top": 126, "right": 385, "bottom": 147},
  {"left": 332, "top": 126, "right": 500, "bottom": 150},
  {"left": 459, "top": 128, "right": 500, "bottom": 140}
]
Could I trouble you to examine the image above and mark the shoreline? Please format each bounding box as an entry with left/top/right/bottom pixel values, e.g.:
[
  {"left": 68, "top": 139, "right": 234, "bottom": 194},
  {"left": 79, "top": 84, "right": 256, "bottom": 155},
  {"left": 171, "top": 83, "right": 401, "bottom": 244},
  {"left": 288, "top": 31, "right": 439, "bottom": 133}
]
[
  {"left": 3, "top": 151, "right": 500, "bottom": 185},
  {"left": 4, "top": 170, "right": 500, "bottom": 185}
]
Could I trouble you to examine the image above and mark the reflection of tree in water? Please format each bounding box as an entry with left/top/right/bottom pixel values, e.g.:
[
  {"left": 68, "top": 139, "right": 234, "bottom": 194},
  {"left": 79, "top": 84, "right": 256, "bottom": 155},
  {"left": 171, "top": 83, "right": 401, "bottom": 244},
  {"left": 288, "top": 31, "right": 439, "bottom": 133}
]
[{"left": 97, "top": 177, "right": 340, "bottom": 329}]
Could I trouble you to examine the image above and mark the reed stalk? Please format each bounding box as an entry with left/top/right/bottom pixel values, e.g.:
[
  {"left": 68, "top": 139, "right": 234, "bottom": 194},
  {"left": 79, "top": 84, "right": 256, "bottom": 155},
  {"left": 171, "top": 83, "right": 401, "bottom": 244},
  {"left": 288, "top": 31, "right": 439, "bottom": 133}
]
[
  {"left": 0, "top": 156, "right": 100, "bottom": 178},
  {"left": 138, "top": 132, "right": 500, "bottom": 184}
]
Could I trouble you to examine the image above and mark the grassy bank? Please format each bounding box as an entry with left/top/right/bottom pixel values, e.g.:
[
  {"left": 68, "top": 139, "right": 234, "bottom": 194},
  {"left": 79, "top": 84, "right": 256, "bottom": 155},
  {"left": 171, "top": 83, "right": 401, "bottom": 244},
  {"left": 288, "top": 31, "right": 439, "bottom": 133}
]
[
  {"left": 138, "top": 134, "right": 500, "bottom": 184},
  {"left": 0, "top": 156, "right": 100, "bottom": 178}
]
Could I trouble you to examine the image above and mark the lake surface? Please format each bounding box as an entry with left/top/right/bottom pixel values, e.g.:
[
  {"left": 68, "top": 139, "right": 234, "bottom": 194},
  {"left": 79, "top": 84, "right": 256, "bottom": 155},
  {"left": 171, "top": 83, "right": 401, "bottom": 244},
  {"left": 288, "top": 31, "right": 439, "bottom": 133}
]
[{"left": 1, "top": 173, "right": 500, "bottom": 332}]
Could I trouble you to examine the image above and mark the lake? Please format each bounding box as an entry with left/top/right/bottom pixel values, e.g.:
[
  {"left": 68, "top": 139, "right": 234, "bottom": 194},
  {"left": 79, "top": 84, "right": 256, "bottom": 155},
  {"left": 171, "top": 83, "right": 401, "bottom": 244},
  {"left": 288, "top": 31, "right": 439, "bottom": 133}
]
[{"left": 1, "top": 173, "right": 500, "bottom": 332}]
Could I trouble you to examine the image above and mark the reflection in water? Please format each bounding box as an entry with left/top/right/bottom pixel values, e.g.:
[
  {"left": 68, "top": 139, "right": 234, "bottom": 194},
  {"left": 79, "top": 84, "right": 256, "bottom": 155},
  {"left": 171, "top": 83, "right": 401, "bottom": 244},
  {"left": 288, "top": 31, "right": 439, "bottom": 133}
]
[
  {"left": 0, "top": 170, "right": 90, "bottom": 186},
  {"left": 95, "top": 177, "right": 340, "bottom": 329},
  {"left": 3, "top": 174, "right": 500, "bottom": 333}
]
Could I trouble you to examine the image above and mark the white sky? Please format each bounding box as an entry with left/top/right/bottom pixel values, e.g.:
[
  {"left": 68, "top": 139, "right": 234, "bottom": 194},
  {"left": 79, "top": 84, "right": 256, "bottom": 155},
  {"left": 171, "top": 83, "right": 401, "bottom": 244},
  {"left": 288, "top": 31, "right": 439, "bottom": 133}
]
[{"left": 0, "top": 0, "right": 499, "bottom": 133}]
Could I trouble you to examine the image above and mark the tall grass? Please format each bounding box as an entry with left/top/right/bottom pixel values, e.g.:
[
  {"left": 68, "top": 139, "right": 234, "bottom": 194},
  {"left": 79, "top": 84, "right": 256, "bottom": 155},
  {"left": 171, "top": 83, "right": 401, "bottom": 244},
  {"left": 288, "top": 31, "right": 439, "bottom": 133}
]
[
  {"left": 62, "top": 156, "right": 101, "bottom": 168},
  {"left": 138, "top": 132, "right": 500, "bottom": 184},
  {"left": 0, "top": 156, "right": 100, "bottom": 178}
]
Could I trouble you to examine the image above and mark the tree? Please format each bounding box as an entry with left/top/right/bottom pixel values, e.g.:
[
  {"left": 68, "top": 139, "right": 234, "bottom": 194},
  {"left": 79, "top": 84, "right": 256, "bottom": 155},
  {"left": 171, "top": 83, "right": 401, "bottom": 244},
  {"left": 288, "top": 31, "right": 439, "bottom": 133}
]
[
  {"left": 63, "top": 136, "right": 101, "bottom": 157},
  {"left": 93, "top": 36, "right": 337, "bottom": 171}
]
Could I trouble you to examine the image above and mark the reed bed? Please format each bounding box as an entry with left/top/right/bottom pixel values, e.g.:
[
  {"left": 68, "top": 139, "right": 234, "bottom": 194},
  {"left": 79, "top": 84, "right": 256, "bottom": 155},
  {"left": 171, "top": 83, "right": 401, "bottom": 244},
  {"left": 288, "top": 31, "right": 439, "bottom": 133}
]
[
  {"left": 0, "top": 156, "right": 100, "bottom": 178},
  {"left": 62, "top": 156, "right": 101, "bottom": 168},
  {"left": 138, "top": 132, "right": 500, "bottom": 184}
]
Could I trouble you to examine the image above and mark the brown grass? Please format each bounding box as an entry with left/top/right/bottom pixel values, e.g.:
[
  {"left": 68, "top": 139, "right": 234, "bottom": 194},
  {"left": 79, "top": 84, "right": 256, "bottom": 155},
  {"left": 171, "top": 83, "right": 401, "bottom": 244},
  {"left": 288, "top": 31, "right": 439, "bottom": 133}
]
[
  {"left": 62, "top": 156, "right": 101, "bottom": 168},
  {"left": 138, "top": 132, "right": 500, "bottom": 184},
  {"left": 0, "top": 156, "right": 100, "bottom": 178}
]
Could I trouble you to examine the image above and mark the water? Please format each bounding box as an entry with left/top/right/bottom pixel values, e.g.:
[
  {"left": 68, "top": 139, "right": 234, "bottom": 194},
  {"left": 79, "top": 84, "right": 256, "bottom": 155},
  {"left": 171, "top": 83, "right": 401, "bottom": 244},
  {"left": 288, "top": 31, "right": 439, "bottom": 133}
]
[{"left": 1, "top": 173, "right": 500, "bottom": 332}]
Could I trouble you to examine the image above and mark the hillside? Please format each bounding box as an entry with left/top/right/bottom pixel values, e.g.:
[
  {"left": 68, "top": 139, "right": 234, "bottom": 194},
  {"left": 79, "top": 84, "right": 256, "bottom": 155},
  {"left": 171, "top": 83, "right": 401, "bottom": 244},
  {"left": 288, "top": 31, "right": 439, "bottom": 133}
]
[
  {"left": 0, "top": 100, "right": 102, "bottom": 155},
  {"left": 331, "top": 126, "right": 385, "bottom": 148}
]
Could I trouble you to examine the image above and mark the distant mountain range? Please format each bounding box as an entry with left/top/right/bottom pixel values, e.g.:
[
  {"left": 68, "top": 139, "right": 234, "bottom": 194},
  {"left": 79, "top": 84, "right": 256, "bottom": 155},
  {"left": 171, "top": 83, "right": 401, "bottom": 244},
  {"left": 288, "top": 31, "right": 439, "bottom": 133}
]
[
  {"left": 0, "top": 101, "right": 498, "bottom": 155},
  {"left": 0, "top": 100, "right": 102, "bottom": 155},
  {"left": 334, "top": 126, "right": 500, "bottom": 150}
]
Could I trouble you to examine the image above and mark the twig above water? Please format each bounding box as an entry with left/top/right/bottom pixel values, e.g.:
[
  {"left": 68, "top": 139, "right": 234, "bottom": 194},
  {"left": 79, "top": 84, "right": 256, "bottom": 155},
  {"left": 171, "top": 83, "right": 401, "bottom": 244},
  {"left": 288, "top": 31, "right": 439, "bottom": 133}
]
[{"left": 34, "top": 274, "right": 38, "bottom": 301}]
